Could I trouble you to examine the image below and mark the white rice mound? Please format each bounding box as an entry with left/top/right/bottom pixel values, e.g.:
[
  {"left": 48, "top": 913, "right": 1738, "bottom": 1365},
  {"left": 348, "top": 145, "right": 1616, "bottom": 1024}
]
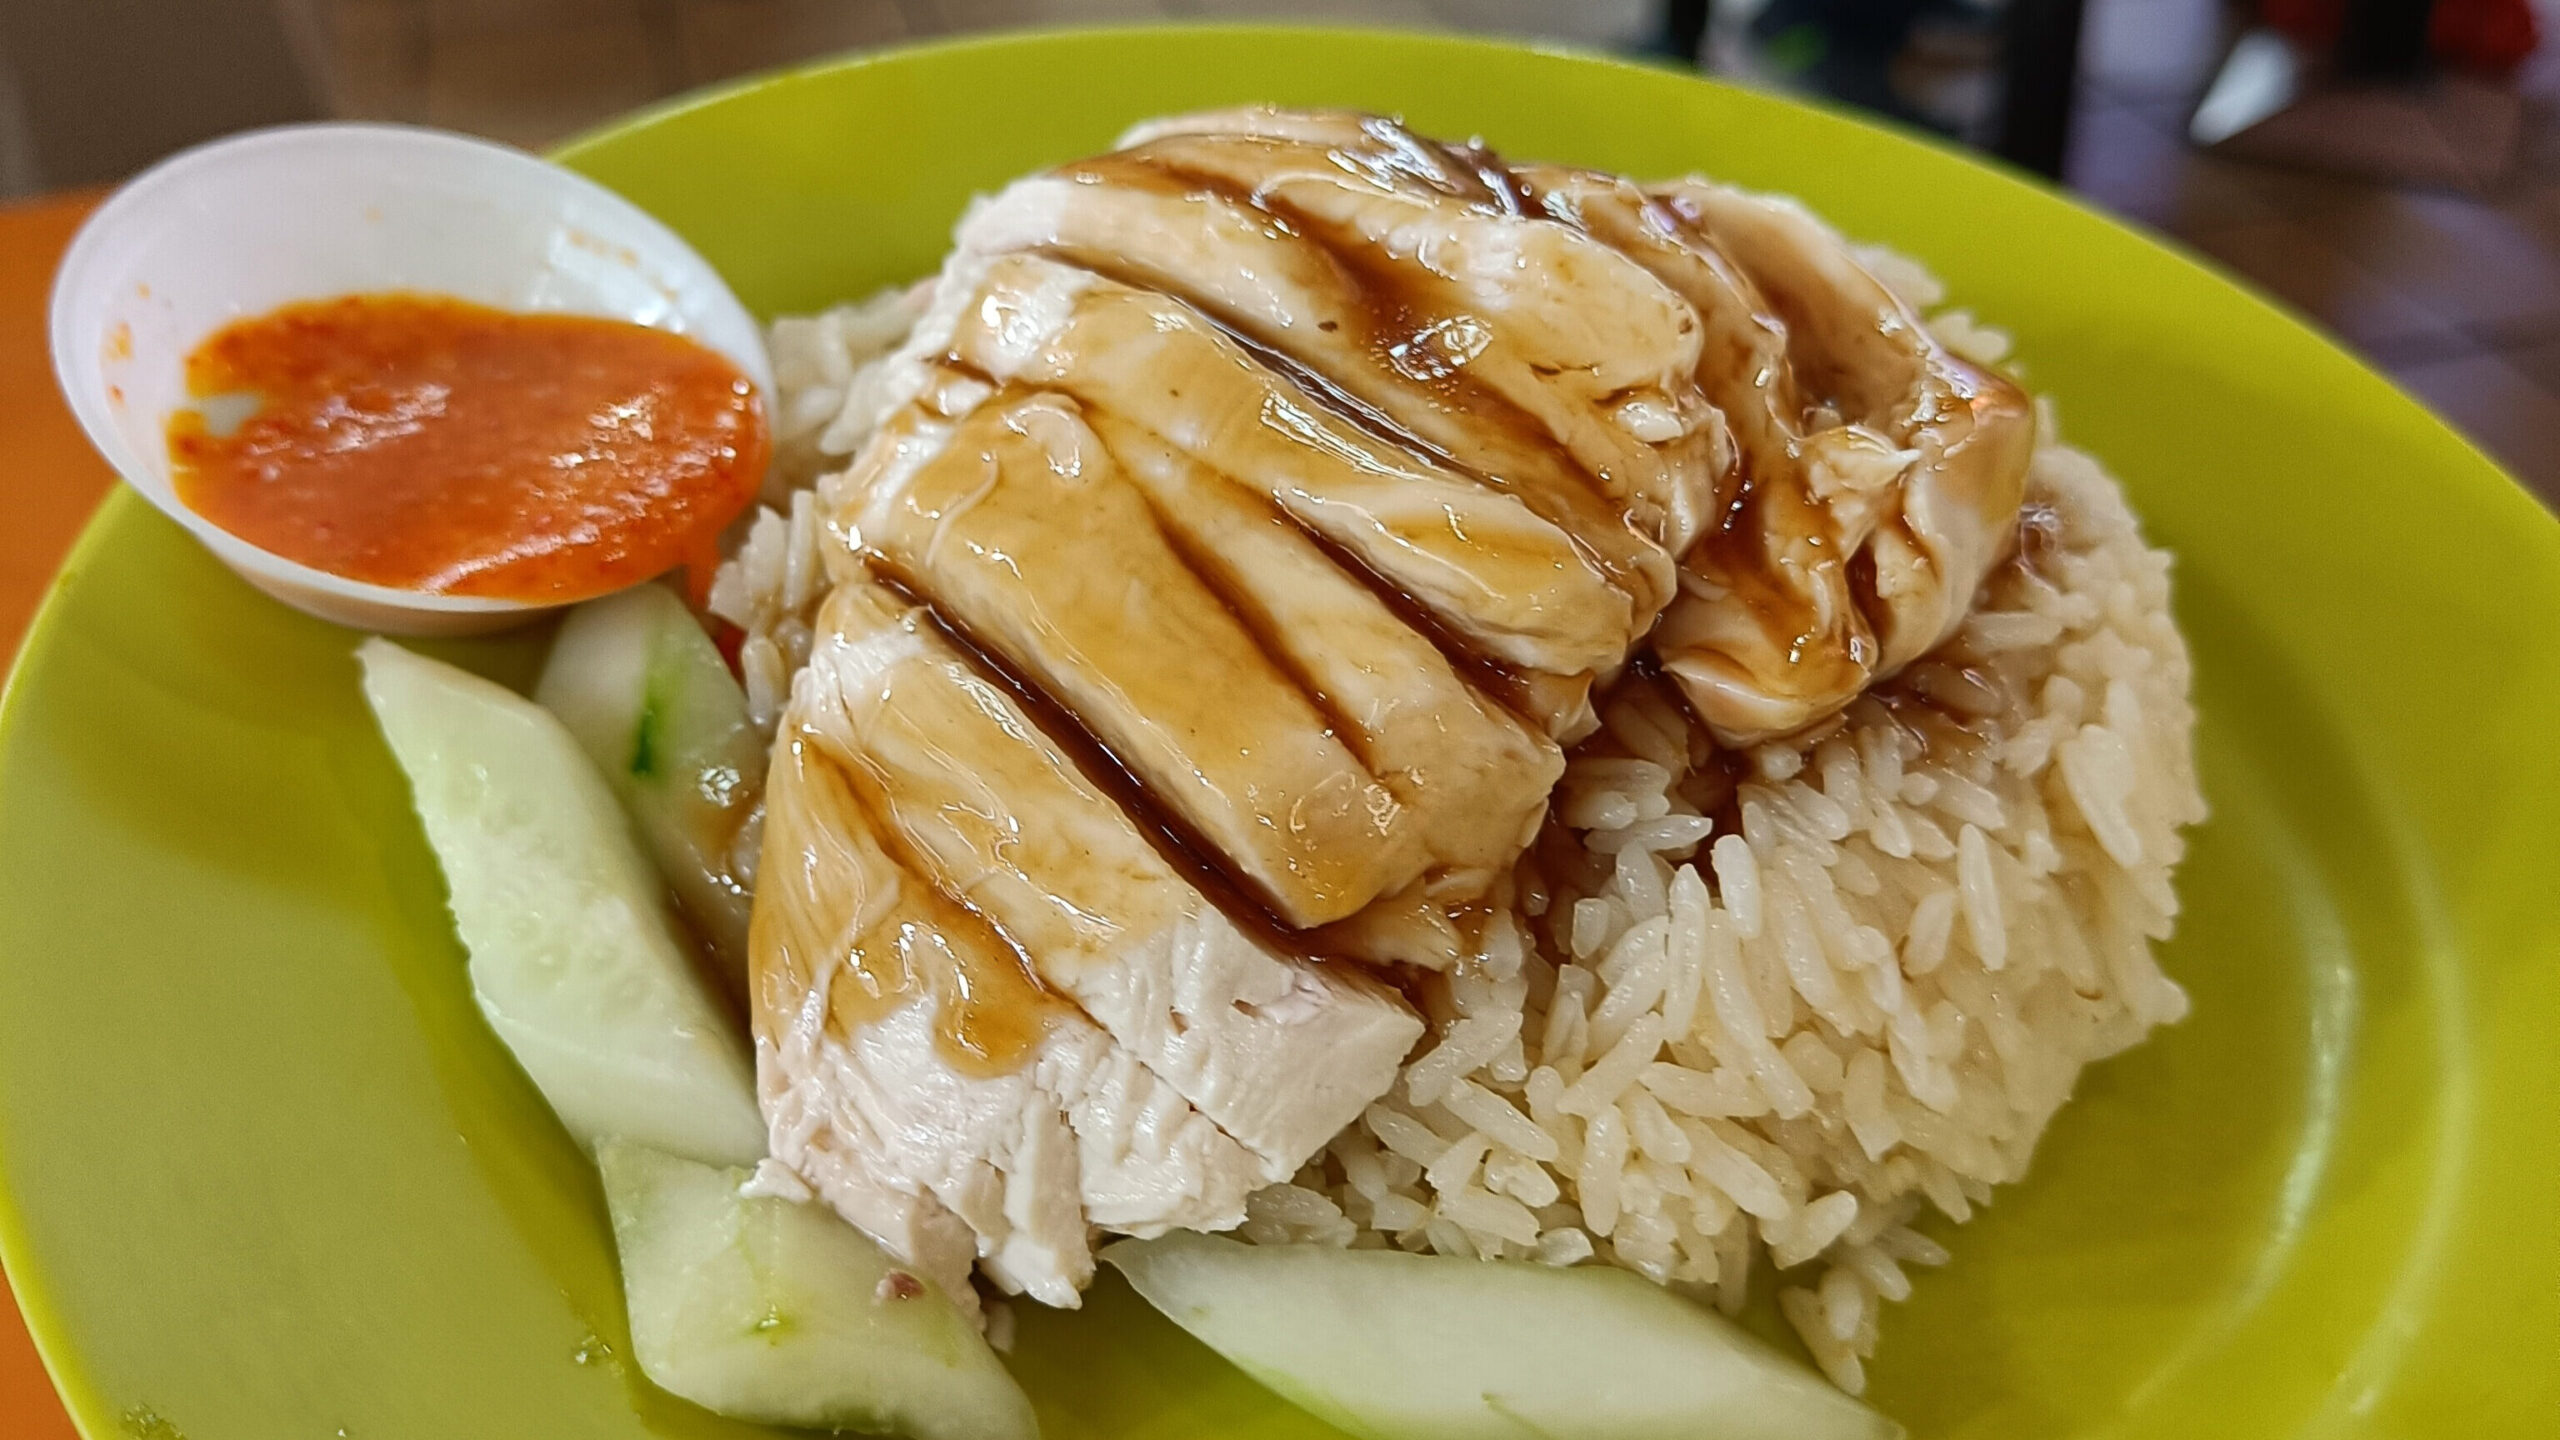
[{"left": 720, "top": 260, "right": 2204, "bottom": 1393}]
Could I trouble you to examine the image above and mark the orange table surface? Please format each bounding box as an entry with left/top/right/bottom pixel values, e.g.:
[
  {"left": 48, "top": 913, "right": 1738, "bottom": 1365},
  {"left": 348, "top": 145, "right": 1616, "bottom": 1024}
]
[{"left": 0, "top": 188, "right": 119, "bottom": 1440}]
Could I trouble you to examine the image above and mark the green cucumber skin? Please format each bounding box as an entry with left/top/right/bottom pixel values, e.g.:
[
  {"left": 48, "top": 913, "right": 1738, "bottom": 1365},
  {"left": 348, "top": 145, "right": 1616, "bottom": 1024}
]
[
  {"left": 629, "top": 693, "right": 661, "bottom": 780},
  {"left": 536, "top": 585, "right": 764, "bottom": 984}
]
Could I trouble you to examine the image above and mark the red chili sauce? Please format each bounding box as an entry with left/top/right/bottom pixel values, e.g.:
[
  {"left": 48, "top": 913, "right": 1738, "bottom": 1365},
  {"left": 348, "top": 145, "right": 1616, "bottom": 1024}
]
[{"left": 167, "top": 293, "right": 767, "bottom": 601}]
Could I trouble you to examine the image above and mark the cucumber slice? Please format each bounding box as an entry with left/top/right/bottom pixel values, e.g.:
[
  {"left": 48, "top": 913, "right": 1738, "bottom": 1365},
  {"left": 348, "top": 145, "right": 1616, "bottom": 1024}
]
[
  {"left": 598, "top": 1140, "right": 1039, "bottom": 1440},
  {"left": 1105, "top": 1233, "right": 1899, "bottom": 1440},
  {"left": 535, "top": 583, "right": 764, "bottom": 982},
  {"left": 358, "top": 638, "right": 764, "bottom": 1167}
]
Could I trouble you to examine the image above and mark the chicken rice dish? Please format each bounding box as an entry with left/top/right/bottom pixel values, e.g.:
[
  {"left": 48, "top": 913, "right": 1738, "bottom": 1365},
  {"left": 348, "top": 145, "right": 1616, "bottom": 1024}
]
[{"left": 679, "top": 106, "right": 2202, "bottom": 1394}]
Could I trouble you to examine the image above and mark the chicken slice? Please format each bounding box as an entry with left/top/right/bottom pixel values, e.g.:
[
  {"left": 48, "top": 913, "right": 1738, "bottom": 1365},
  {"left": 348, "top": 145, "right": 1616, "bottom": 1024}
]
[
  {"left": 1520, "top": 167, "right": 1869, "bottom": 744},
  {"left": 1116, "top": 107, "right": 1525, "bottom": 206},
  {"left": 1105, "top": 129, "right": 1719, "bottom": 550},
  {"left": 768, "top": 572, "right": 1422, "bottom": 1179},
  {"left": 1093, "top": 415, "right": 1563, "bottom": 896},
  {"left": 1522, "top": 167, "right": 2036, "bottom": 745},
  {"left": 874, "top": 248, "right": 1636, "bottom": 738},
  {"left": 754, "top": 720, "right": 1265, "bottom": 1312},
  {"left": 1521, "top": 166, "right": 1793, "bottom": 486},
  {"left": 1660, "top": 182, "right": 2035, "bottom": 673},
  {"left": 842, "top": 390, "right": 1426, "bottom": 928},
  {"left": 951, "top": 163, "right": 1686, "bottom": 619}
]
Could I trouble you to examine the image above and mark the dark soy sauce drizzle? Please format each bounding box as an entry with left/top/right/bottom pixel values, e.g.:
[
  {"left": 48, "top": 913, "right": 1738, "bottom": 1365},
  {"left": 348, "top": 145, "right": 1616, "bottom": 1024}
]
[{"left": 860, "top": 564, "right": 1337, "bottom": 969}]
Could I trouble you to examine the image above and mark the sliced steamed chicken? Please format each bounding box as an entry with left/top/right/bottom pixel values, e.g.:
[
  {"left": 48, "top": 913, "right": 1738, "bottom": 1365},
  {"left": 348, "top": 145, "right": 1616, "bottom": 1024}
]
[{"left": 749, "top": 106, "right": 2039, "bottom": 1322}]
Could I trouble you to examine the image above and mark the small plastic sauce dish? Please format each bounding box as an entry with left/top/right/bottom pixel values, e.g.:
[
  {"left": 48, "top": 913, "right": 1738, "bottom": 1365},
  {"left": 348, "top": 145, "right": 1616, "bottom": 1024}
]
[{"left": 50, "top": 122, "right": 773, "bottom": 636}]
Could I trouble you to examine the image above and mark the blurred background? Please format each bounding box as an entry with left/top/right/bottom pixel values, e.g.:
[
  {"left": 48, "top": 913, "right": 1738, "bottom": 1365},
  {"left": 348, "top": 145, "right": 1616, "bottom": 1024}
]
[{"left": 1, "top": 0, "right": 2556, "bottom": 499}]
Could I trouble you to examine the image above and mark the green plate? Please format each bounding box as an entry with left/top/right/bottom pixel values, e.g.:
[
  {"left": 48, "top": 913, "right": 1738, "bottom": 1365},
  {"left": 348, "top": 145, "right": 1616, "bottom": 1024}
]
[{"left": 5, "top": 26, "right": 2557, "bottom": 1440}]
